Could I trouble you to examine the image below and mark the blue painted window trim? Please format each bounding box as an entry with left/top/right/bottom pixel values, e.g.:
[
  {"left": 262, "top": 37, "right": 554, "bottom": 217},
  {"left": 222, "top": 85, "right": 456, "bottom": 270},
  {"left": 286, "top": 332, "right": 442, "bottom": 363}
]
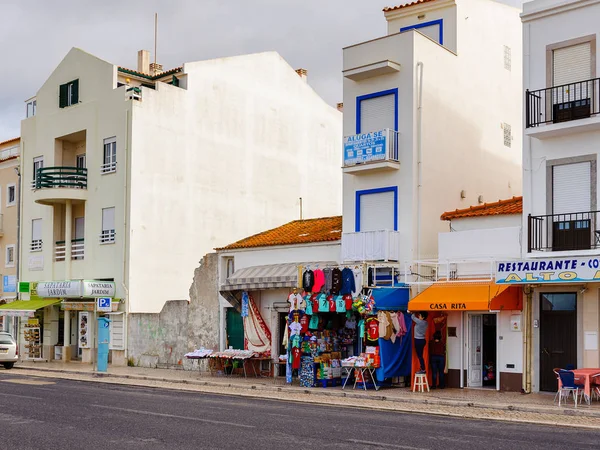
[
  {"left": 355, "top": 186, "right": 398, "bottom": 232},
  {"left": 355, "top": 88, "right": 399, "bottom": 134},
  {"left": 400, "top": 19, "right": 444, "bottom": 45}
]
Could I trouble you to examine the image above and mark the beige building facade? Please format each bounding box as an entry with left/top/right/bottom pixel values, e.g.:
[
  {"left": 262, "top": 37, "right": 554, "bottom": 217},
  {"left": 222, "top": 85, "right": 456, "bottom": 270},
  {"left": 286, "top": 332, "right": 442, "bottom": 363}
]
[{"left": 0, "top": 137, "right": 20, "bottom": 335}]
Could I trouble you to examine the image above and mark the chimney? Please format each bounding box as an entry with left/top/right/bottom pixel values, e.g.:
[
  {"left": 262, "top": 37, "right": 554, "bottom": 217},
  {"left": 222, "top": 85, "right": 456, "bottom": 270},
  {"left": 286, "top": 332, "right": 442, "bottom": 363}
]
[
  {"left": 295, "top": 68, "right": 308, "bottom": 83},
  {"left": 336, "top": 102, "right": 343, "bottom": 112},
  {"left": 137, "top": 50, "right": 150, "bottom": 74}
]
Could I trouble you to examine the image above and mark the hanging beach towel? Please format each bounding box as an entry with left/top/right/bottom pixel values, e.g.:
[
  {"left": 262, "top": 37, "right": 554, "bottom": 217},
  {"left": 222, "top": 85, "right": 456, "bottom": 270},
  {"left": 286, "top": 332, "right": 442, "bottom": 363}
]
[{"left": 243, "top": 294, "right": 272, "bottom": 352}]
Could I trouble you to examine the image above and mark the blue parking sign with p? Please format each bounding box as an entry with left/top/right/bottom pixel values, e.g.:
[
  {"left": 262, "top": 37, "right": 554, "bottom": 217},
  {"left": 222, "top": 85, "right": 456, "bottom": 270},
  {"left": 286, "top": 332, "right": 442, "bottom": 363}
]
[{"left": 97, "top": 297, "right": 111, "bottom": 311}]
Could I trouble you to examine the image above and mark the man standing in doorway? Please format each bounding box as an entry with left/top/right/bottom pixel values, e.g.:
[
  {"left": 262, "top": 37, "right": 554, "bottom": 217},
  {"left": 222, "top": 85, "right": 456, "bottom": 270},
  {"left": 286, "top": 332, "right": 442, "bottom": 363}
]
[{"left": 429, "top": 330, "right": 446, "bottom": 389}]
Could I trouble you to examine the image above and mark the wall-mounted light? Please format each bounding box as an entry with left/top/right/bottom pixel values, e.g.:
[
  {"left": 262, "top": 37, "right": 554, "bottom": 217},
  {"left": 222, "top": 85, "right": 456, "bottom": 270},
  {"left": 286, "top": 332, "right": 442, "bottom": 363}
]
[
  {"left": 478, "top": 195, "right": 484, "bottom": 204},
  {"left": 418, "top": 14, "right": 426, "bottom": 20},
  {"left": 460, "top": 190, "right": 466, "bottom": 199}
]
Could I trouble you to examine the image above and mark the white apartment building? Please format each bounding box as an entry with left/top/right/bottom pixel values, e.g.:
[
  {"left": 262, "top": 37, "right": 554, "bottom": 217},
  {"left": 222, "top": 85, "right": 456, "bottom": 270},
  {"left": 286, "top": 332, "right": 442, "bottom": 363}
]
[
  {"left": 497, "top": 0, "right": 600, "bottom": 393},
  {"left": 341, "top": 0, "right": 523, "bottom": 266},
  {"left": 17, "top": 47, "right": 342, "bottom": 365}
]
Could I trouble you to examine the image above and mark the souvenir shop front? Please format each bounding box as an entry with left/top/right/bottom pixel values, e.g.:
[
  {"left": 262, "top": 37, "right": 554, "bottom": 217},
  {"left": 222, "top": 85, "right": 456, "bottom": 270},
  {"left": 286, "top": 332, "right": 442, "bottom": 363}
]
[
  {"left": 283, "top": 265, "right": 414, "bottom": 388},
  {"left": 408, "top": 281, "right": 523, "bottom": 392}
]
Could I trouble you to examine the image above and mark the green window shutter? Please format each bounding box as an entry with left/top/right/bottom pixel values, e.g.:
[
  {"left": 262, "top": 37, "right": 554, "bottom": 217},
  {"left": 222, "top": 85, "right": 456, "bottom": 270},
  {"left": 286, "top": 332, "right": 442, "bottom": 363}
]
[
  {"left": 71, "top": 79, "right": 79, "bottom": 105},
  {"left": 172, "top": 75, "right": 179, "bottom": 87},
  {"left": 59, "top": 83, "right": 68, "bottom": 108}
]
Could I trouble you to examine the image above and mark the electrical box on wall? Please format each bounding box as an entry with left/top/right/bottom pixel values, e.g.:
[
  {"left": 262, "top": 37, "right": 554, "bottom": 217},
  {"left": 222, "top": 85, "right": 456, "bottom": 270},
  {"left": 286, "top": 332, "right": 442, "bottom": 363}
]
[{"left": 510, "top": 314, "right": 521, "bottom": 332}]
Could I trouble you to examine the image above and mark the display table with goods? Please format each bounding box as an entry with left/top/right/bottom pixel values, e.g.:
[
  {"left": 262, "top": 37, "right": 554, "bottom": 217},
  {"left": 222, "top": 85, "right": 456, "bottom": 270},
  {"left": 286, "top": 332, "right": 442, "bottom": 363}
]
[
  {"left": 185, "top": 349, "right": 275, "bottom": 378},
  {"left": 24, "top": 323, "right": 42, "bottom": 360},
  {"left": 341, "top": 351, "right": 381, "bottom": 391}
]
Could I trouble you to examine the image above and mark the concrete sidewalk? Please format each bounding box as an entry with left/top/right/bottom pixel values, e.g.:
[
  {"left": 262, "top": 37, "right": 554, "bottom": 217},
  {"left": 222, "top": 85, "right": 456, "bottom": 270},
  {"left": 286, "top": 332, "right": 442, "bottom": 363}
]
[{"left": 9, "top": 360, "right": 600, "bottom": 429}]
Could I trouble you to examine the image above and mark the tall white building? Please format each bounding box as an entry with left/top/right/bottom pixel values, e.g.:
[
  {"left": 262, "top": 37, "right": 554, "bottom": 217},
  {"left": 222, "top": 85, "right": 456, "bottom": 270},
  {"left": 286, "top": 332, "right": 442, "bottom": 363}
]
[
  {"left": 518, "top": 0, "right": 600, "bottom": 392},
  {"left": 17, "top": 48, "right": 342, "bottom": 364},
  {"left": 341, "top": 0, "right": 523, "bottom": 265}
]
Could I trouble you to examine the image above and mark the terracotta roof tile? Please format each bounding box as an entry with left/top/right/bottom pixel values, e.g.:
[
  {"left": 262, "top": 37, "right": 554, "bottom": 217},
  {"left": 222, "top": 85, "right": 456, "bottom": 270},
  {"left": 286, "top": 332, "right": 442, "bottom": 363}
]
[
  {"left": 441, "top": 196, "right": 522, "bottom": 220},
  {"left": 117, "top": 66, "right": 183, "bottom": 81},
  {"left": 384, "top": 0, "right": 436, "bottom": 12},
  {"left": 217, "top": 216, "right": 342, "bottom": 250},
  {"left": 0, "top": 137, "right": 19, "bottom": 147}
]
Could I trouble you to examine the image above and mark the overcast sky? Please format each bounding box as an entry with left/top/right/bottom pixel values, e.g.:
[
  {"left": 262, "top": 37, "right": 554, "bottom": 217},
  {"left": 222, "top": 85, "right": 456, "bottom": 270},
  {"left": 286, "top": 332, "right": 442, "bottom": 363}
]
[{"left": 0, "top": 0, "right": 524, "bottom": 142}]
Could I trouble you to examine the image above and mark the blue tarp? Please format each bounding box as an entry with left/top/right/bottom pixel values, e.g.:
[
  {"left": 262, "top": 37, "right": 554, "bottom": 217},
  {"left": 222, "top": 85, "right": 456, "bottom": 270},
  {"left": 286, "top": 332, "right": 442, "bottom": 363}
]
[
  {"left": 371, "top": 286, "right": 410, "bottom": 311},
  {"left": 376, "top": 312, "right": 413, "bottom": 381}
]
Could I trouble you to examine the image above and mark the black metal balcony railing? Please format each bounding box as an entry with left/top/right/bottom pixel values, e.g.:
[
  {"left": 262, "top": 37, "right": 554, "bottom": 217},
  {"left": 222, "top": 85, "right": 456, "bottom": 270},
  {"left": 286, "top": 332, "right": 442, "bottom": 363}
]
[
  {"left": 528, "top": 211, "right": 600, "bottom": 252},
  {"left": 526, "top": 77, "right": 600, "bottom": 128},
  {"left": 35, "top": 167, "right": 87, "bottom": 189}
]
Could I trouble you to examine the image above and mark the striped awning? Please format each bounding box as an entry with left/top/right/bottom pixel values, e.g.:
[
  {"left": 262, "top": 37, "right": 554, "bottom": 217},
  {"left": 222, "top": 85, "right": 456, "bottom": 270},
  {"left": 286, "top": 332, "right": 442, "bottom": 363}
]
[{"left": 220, "top": 261, "right": 337, "bottom": 291}]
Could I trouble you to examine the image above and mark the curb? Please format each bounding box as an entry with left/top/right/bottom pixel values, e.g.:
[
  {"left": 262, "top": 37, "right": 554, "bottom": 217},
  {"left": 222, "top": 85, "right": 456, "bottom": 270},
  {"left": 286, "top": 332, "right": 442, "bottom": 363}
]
[{"left": 12, "top": 365, "right": 600, "bottom": 424}]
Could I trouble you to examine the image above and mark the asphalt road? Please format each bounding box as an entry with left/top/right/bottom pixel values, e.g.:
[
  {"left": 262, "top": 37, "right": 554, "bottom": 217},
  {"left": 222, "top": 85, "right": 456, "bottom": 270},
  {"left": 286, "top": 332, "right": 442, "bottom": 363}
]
[{"left": 0, "top": 372, "right": 598, "bottom": 450}]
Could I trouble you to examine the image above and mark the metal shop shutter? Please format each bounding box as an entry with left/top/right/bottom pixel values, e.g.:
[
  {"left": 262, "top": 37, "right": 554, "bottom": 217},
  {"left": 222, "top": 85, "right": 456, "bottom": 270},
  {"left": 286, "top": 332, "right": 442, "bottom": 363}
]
[
  {"left": 359, "top": 191, "right": 395, "bottom": 231},
  {"left": 553, "top": 162, "right": 591, "bottom": 215},
  {"left": 109, "top": 314, "right": 125, "bottom": 350},
  {"left": 360, "top": 94, "right": 395, "bottom": 133},
  {"left": 553, "top": 42, "right": 591, "bottom": 86}
]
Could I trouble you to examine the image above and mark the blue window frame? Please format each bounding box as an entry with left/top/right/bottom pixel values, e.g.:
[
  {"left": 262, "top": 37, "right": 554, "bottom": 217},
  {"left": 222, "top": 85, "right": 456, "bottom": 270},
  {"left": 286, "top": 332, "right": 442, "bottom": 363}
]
[
  {"left": 400, "top": 19, "right": 444, "bottom": 45},
  {"left": 355, "top": 88, "right": 399, "bottom": 134},
  {"left": 355, "top": 186, "right": 398, "bottom": 232}
]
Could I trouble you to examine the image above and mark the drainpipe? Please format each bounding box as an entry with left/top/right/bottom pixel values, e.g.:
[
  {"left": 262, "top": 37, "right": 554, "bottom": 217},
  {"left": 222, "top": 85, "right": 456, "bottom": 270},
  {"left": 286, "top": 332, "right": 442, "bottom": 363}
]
[
  {"left": 522, "top": 286, "right": 533, "bottom": 394},
  {"left": 416, "top": 62, "right": 424, "bottom": 280},
  {"left": 123, "top": 109, "right": 131, "bottom": 362}
]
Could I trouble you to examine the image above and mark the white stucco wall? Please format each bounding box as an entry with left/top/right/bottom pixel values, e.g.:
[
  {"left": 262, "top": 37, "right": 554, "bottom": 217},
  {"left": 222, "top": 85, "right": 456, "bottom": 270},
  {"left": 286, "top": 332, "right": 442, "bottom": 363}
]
[
  {"left": 439, "top": 226, "right": 522, "bottom": 262},
  {"left": 128, "top": 52, "right": 342, "bottom": 313},
  {"left": 343, "top": 0, "right": 522, "bottom": 263},
  {"left": 446, "top": 214, "right": 522, "bottom": 232}
]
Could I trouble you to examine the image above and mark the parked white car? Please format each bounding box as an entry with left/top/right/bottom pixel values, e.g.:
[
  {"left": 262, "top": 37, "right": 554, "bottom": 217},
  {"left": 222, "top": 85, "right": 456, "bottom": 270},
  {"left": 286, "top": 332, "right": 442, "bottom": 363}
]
[{"left": 0, "top": 332, "right": 18, "bottom": 369}]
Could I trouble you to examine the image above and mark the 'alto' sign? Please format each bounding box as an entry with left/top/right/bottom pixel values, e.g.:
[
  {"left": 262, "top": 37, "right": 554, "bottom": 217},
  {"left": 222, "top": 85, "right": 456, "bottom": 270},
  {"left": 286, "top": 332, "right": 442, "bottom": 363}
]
[{"left": 496, "top": 257, "right": 600, "bottom": 284}]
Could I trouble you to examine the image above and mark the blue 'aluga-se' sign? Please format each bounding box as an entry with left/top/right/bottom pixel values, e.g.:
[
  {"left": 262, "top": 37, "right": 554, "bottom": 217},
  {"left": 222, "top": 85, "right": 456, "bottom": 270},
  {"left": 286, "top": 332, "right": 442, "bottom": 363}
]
[{"left": 344, "top": 130, "right": 387, "bottom": 166}]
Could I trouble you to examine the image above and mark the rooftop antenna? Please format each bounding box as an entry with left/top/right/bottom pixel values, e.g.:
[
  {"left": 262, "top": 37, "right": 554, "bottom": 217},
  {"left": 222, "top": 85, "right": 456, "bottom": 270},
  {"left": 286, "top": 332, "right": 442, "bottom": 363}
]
[{"left": 154, "top": 13, "right": 158, "bottom": 66}]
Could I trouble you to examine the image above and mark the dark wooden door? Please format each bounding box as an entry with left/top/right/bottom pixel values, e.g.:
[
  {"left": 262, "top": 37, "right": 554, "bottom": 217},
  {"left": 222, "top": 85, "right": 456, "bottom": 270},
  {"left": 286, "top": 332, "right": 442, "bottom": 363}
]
[{"left": 540, "top": 293, "right": 577, "bottom": 392}]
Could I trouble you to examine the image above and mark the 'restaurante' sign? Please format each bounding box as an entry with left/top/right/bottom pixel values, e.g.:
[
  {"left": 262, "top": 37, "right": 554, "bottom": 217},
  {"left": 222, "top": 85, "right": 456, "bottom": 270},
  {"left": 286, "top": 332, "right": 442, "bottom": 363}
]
[{"left": 496, "top": 256, "right": 600, "bottom": 284}]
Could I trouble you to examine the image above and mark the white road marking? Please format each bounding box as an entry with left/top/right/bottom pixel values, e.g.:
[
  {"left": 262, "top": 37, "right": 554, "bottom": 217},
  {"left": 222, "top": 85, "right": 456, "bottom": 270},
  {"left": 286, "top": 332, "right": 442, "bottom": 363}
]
[
  {"left": 346, "top": 439, "right": 429, "bottom": 450},
  {"left": 1, "top": 378, "right": 56, "bottom": 386},
  {"left": 92, "top": 404, "right": 256, "bottom": 428},
  {"left": 0, "top": 392, "right": 43, "bottom": 400}
]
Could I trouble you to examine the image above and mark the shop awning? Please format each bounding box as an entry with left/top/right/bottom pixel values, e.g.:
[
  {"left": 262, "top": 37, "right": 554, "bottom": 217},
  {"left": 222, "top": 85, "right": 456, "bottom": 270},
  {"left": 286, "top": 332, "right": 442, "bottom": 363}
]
[
  {"left": 220, "top": 261, "right": 337, "bottom": 291},
  {"left": 372, "top": 287, "right": 410, "bottom": 311},
  {"left": 0, "top": 299, "right": 62, "bottom": 317},
  {"left": 408, "top": 281, "right": 522, "bottom": 312}
]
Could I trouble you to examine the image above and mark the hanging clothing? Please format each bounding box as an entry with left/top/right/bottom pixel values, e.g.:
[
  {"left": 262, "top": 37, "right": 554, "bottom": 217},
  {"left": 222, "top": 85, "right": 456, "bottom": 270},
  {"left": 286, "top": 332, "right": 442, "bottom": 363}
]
[
  {"left": 302, "top": 270, "right": 315, "bottom": 292},
  {"left": 309, "top": 315, "right": 319, "bottom": 330},
  {"left": 318, "top": 294, "right": 329, "bottom": 313},
  {"left": 365, "top": 317, "right": 379, "bottom": 343},
  {"left": 335, "top": 296, "right": 346, "bottom": 313},
  {"left": 358, "top": 319, "right": 365, "bottom": 338},
  {"left": 282, "top": 323, "right": 289, "bottom": 349},
  {"left": 328, "top": 295, "right": 336, "bottom": 312},
  {"left": 287, "top": 293, "right": 304, "bottom": 312},
  {"left": 243, "top": 294, "right": 271, "bottom": 353},
  {"left": 313, "top": 269, "right": 325, "bottom": 293},
  {"left": 300, "top": 315, "right": 309, "bottom": 334},
  {"left": 331, "top": 268, "right": 342, "bottom": 295},
  {"left": 352, "top": 268, "right": 363, "bottom": 296},
  {"left": 241, "top": 291, "right": 249, "bottom": 318},
  {"left": 289, "top": 321, "right": 302, "bottom": 336},
  {"left": 378, "top": 311, "right": 393, "bottom": 341},
  {"left": 323, "top": 268, "right": 333, "bottom": 292},
  {"left": 397, "top": 312, "right": 408, "bottom": 339},
  {"left": 340, "top": 268, "right": 356, "bottom": 296},
  {"left": 345, "top": 316, "right": 357, "bottom": 330},
  {"left": 343, "top": 294, "right": 353, "bottom": 311},
  {"left": 305, "top": 298, "right": 313, "bottom": 315},
  {"left": 292, "top": 347, "right": 301, "bottom": 370},
  {"left": 311, "top": 294, "right": 319, "bottom": 314}
]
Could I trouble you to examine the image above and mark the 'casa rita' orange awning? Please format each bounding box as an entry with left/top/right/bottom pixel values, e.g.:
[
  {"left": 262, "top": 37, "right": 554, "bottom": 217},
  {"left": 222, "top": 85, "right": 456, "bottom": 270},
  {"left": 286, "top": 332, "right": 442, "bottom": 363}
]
[{"left": 408, "top": 281, "right": 522, "bottom": 312}]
